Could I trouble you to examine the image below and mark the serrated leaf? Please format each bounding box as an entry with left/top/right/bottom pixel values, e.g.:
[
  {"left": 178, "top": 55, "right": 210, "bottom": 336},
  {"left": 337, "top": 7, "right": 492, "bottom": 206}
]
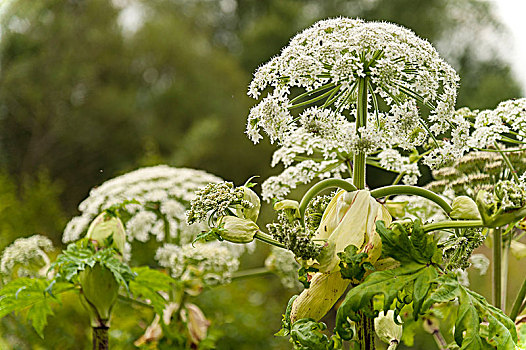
[
  {"left": 0, "top": 278, "right": 73, "bottom": 337},
  {"left": 377, "top": 220, "right": 438, "bottom": 264},
  {"left": 128, "top": 267, "right": 175, "bottom": 315},
  {"left": 337, "top": 245, "right": 375, "bottom": 282},
  {"left": 422, "top": 274, "right": 517, "bottom": 349},
  {"left": 335, "top": 263, "right": 437, "bottom": 340},
  {"left": 289, "top": 318, "right": 331, "bottom": 350}
]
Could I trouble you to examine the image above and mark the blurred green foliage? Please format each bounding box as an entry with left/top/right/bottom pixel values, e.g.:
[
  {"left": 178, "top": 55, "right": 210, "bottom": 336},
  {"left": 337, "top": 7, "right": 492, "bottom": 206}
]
[
  {"left": 0, "top": 171, "right": 66, "bottom": 251},
  {"left": 0, "top": 0, "right": 524, "bottom": 348}
]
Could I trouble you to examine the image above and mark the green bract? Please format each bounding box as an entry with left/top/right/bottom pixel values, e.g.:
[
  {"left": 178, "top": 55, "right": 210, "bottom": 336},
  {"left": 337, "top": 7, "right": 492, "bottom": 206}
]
[
  {"left": 450, "top": 196, "right": 481, "bottom": 220},
  {"left": 86, "top": 212, "right": 126, "bottom": 253}
]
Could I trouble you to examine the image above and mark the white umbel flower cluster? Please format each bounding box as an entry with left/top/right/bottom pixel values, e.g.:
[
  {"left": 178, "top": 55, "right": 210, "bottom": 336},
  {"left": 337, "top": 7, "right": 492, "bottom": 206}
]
[
  {"left": 0, "top": 235, "right": 53, "bottom": 281},
  {"left": 63, "top": 165, "right": 249, "bottom": 286},
  {"left": 63, "top": 166, "right": 221, "bottom": 245},
  {"left": 248, "top": 18, "right": 464, "bottom": 199},
  {"left": 468, "top": 98, "right": 526, "bottom": 148},
  {"left": 156, "top": 242, "right": 241, "bottom": 287}
]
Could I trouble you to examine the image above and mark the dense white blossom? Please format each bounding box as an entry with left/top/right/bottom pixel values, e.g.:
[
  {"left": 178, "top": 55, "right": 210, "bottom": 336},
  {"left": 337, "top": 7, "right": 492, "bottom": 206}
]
[
  {"left": 468, "top": 98, "right": 526, "bottom": 149},
  {"left": 62, "top": 166, "right": 251, "bottom": 286},
  {"left": 63, "top": 166, "right": 221, "bottom": 245},
  {"left": 155, "top": 242, "right": 240, "bottom": 287},
  {"left": 378, "top": 149, "right": 421, "bottom": 185},
  {"left": 248, "top": 18, "right": 463, "bottom": 198},
  {"left": 0, "top": 235, "right": 53, "bottom": 280}
]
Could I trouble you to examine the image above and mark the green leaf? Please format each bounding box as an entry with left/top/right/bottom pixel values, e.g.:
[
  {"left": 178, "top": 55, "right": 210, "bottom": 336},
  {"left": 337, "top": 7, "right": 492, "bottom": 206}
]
[
  {"left": 337, "top": 245, "right": 375, "bottom": 282},
  {"left": 289, "top": 318, "right": 332, "bottom": 350},
  {"left": 192, "top": 227, "right": 225, "bottom": 246},
  {"left": 0, "top": 278, "right": 73, "bottom": 337},
  {"left": 276, "top": 295, "right": 298, "bottom": 337},
  {"left": 128, "top": 267, "right": 175, "bottom": 315},
  {"left": 335, "top": 263, "right": 437, "bottom": 340},
  {"left": 377, "top": 219, "right": 440, "bottom": 264},
  {"left": 423, "top": 274, "right": 517, "bottom": 349},
  {"left": 50, "top": 240, "right": 135, "bottom": 291}
]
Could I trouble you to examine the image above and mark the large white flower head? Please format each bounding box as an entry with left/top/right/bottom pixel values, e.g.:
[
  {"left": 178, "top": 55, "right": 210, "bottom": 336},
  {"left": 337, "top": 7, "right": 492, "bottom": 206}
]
[
  {"left": 63, "top": 165, "right": 222, "bottom": 248},
  {"left": 0, "top": 235, "right": 53, "bottom": 281},
  {"left": 468, "top": 98, "right": 526, "bottom": 149},
  {"left": 248, "top": 18, "right": 463, "bottom": 199}
]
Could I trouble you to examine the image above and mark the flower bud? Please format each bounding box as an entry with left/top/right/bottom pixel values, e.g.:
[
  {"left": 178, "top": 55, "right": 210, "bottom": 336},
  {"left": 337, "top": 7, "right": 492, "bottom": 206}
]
[
  {"left": 374, "top": 310, "right": 403, "bottom": 345},
  {"left": 86, "top": 212, "right": 126, "bottom": 253},
  {"left": 219, "top": 216, "right": 258, "bottom": 243},
  {"left": 238, "top": 186, "right": 261, "bottom": 222},
  {"left": 181, "top": 303, "right": 210, "bottom": 345},
  {"left": 79, "top": 263, "right": 119, "bottom": 326},
  {"left": 450, "top": 196, "right": 481, "bottom": 220}
]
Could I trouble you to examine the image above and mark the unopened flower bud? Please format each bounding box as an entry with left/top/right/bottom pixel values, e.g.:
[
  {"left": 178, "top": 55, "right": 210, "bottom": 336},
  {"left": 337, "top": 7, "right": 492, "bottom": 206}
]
[
  {"left": 79, "top": 263, "right": 119, "bottom": 327},
  {"left": 450, "top": 196, "right": 481, "bottom": 220},
  {"left": 86, "top": 212, "right": 126, "bottom": 253},
  {"left": 374, "top": 310, "right": 403, "bottom": 345},
  {"left": 219, "top": 216, "right": 258, "bottom": 243}
]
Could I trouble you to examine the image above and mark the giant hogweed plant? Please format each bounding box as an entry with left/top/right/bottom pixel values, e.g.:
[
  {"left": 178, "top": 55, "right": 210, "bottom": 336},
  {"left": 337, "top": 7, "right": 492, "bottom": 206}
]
[
  {"left": 0, "top": 166, "right": 269, "bottom": 349},
  {"left": 187, "top": 18, "right": 526, "bottom": 349}
]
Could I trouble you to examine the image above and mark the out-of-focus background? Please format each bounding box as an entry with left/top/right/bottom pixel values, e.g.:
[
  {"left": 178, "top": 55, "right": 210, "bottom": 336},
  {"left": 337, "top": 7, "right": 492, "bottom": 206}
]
[{"left": 0, "top": 0, "right": 524, "bottom": 349}]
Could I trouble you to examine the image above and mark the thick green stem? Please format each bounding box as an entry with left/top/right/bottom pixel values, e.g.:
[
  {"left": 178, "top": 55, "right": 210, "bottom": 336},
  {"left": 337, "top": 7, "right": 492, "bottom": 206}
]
[
  {"left": 353, "top": 77, "right": 368, "bottom": 190},
  {"left": 93, "top": 325, "right": 109, "bottom": 350},
  {"left": 298, "top": 178, "right": 357, "bottom": 219},
  {"left": 358, "top": 313, "right": 375, "bottom": 350},
  {"left": 493, "top": 228, "right": 502, "bottom": 309},
  {"left": 371, "top": 185, "right": 452, "bottom": 215},
  {"left": 510, "top": 274, "right": 526, "bottom": 320},
  {"left": 422, "top": 220, "right": 483, "bottom": 233},
  {"left": 502, "top": 235, "right": 510, "bottom": 311},
  {"left": 354, "top": 77, "right": 374, "bottom": 349}
]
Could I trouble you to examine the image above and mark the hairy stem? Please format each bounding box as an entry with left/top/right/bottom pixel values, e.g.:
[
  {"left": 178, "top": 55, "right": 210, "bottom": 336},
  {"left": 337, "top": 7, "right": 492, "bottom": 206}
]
[
  {"left": 370, "top": 185, "right": 452, "bottom": 214},
  {"left": 510, "top": 276, "right": 526, "bottom": 320},
  {"left": 354, "top": 77, "right": 375, "bottom": 349},
  {"left": 93, "top": 325, "right": 109, "bottom": 350},
  {"left": 493, "top": 228, "right": 502, "bottom": 309}
]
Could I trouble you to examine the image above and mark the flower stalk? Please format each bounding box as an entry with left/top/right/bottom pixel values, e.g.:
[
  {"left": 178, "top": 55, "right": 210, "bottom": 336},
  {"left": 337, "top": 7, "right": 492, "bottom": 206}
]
[
  {"left": 354, "top": 76, "right": 375, "bottom": 350},
  {"left": 493, "top": 228, "right": 502, "bottom": 309}
]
